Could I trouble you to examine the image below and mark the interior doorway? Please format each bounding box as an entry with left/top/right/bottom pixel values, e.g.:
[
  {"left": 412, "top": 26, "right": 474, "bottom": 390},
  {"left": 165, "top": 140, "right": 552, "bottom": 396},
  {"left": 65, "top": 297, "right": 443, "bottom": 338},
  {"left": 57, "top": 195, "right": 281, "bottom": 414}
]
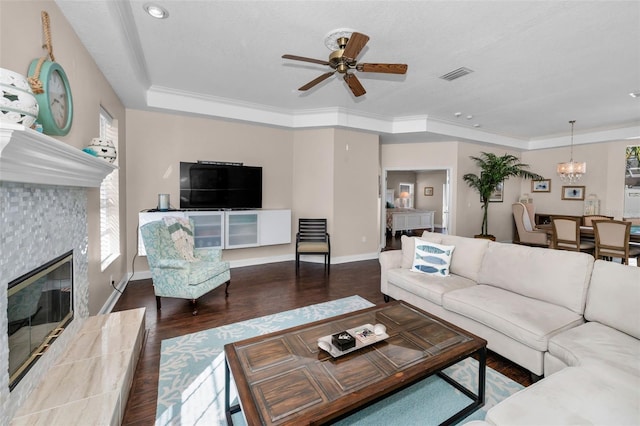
[{"left": 381, "top": 168, "right": 451, "bottom": 248}]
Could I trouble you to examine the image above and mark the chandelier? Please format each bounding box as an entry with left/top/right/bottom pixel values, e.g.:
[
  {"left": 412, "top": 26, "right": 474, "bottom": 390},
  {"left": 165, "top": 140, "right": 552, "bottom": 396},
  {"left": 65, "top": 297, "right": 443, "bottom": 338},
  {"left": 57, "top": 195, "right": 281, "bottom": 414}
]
[{"left": 557, "top": 120, "right": 586, "bottom": 183}]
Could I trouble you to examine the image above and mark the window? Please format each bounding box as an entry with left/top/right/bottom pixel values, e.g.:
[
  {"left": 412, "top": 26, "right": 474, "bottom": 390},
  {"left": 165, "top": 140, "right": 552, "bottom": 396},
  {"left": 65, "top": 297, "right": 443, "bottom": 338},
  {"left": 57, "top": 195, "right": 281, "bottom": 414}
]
[{"left": 100, "top": 107, "right": 120, "bottom": 270}]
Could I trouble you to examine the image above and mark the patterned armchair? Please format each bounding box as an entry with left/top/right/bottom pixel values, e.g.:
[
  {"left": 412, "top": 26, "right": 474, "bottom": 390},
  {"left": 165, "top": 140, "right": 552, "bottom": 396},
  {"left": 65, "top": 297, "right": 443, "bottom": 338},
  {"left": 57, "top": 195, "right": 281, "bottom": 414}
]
[{"left": 140, "top": 219, "right": 231, "bottom": 315}]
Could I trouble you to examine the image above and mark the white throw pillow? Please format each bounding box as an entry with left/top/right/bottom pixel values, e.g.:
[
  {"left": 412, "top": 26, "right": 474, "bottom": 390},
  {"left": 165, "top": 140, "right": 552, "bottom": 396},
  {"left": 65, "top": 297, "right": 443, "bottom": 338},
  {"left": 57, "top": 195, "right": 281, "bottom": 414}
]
[
  {"left": 401, "top": 233, "right": 443, "bottom": 269},
  {"left": 411, "top": 239, "right": 455, "bottom": 276}
]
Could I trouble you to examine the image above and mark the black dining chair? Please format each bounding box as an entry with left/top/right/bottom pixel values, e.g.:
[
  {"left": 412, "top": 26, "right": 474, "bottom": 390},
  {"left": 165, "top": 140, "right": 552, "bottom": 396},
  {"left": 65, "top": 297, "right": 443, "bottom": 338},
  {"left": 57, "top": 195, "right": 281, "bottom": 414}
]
[{"left": 296, "top": 218, "right": 331, "bottom": 275}]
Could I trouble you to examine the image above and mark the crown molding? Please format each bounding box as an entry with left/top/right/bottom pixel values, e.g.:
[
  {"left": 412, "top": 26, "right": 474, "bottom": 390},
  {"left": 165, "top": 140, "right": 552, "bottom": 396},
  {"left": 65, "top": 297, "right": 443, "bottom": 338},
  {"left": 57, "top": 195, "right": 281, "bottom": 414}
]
[{"left": 145, "top": 86, "right": 640, "bottom": 150}]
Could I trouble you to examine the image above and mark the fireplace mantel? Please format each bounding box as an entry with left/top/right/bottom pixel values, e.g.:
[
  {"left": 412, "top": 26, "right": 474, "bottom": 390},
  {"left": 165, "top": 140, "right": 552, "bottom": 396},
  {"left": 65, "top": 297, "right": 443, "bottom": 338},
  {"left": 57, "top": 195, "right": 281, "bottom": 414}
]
[{"left": 0, "top": 123, "right": 116, "bottom": 187}]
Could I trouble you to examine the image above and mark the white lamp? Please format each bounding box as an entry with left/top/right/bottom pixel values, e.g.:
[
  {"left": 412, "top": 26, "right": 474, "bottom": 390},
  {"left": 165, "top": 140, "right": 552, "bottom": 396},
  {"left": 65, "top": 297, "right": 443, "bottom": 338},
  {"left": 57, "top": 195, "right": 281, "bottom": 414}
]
[{"left": 399, "top": 191, "right": 410, "bottom": 208}]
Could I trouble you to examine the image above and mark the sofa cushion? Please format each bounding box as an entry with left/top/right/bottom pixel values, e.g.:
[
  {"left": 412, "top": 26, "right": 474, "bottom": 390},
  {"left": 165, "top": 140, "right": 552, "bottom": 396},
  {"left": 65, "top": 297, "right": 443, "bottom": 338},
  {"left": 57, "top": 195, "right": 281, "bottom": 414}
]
[
  {"left": 547, "top": 321, "right": 640, "bottom": 376},
  {"left": 485, "top": 364, "right": 640, "bottom": 425},
  {"left": 440, "top": 234, "right": 489, "bottom": 282},
  {"left": 477, "top": 242, "right": 593, "bottom": 314},
  {"left": 411, "top": 239, "right": 455, "bottom": 276},
  {"left": 443, "top": 285, "right": 584, "bottom": 351},
  {"left": 585, "top": 260, "right": 640, "bottom": 339},
  {"left": 387, "top": 268, "right": 476, "bottom": 306},
  {"left": 400, "top": 233, "right": 442, "bottom": 269}
]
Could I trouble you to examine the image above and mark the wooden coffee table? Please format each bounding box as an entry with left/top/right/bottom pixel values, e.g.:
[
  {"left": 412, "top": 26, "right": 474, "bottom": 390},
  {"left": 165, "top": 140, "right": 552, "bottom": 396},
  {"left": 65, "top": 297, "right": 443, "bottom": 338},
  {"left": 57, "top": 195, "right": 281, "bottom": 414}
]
[{"left": 224, "top": 301, "right": 487, "bottom": 425}]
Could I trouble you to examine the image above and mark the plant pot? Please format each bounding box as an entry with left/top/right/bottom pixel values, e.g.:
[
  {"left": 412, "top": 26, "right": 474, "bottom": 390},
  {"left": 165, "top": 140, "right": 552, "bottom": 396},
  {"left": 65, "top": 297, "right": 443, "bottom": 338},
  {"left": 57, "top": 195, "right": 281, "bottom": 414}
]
[{"left": 474, "top": 234, "right": 496, "bottom": 241}]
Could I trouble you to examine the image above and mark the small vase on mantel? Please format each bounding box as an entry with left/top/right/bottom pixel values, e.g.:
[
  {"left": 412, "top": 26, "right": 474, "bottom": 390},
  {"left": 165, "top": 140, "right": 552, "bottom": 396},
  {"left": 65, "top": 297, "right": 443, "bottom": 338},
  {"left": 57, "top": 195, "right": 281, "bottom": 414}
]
[{"left": 83, "top": 137, "right": 117, "bottom": 163}]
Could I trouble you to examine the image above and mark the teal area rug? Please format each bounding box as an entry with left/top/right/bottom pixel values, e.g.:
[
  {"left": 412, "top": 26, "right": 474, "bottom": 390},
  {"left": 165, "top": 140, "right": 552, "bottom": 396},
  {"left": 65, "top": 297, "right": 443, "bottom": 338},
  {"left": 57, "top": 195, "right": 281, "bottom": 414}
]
[{"left": 156, "top": 296, "right": 522, "bottom": 425}]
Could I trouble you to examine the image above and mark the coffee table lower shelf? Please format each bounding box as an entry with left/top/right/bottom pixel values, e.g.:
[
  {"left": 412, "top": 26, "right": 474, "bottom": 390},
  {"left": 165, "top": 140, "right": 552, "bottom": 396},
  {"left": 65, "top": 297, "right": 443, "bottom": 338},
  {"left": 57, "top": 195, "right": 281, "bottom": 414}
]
[{"left": 224, "top": 301, "right": 487, "bottom": 425}]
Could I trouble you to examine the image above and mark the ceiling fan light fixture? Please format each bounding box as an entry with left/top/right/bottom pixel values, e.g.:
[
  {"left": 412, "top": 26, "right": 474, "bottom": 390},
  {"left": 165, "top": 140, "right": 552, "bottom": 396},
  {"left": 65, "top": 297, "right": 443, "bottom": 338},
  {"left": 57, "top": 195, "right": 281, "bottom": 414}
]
[
  {"left": 324, "top": 28, "right": 356, "bottom": 50},
  {"left": 283, "top": 31, "right": 407, "bottom": 97}
]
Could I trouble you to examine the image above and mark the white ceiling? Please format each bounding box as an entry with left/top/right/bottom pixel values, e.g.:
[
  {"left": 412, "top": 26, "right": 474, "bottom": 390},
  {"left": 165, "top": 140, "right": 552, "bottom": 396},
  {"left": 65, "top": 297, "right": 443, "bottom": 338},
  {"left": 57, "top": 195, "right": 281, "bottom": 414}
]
[{"left": 55, "top": 0, "right": 640, "bottom": 149}]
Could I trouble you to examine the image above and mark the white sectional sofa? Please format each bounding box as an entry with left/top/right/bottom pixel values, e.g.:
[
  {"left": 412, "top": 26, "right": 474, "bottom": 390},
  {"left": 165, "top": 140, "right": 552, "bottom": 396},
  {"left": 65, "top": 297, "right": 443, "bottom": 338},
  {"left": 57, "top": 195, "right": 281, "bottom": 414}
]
[
  {"left": 483, "top": 259, "right": 640, "bottom": 425},
  {"left": 379, "top": 232, "right": 640, "bottom": 424},
  {"left": 380, "top": 232, "right": 594, "bottom": 377}
]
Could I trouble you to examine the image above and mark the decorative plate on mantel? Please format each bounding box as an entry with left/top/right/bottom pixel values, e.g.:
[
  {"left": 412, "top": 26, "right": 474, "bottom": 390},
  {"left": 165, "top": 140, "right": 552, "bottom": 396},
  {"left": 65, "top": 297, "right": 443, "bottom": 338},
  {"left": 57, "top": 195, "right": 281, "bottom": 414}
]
[{"left": 0, "top": 68, "right": 39, "bottom": 128}]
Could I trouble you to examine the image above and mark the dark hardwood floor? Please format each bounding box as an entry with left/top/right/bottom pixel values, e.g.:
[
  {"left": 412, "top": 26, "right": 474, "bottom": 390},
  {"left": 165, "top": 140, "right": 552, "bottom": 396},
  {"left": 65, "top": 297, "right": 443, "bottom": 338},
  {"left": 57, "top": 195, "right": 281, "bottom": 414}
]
[{"left": 114, "top": 232, "right": 532, "bottom": 425}]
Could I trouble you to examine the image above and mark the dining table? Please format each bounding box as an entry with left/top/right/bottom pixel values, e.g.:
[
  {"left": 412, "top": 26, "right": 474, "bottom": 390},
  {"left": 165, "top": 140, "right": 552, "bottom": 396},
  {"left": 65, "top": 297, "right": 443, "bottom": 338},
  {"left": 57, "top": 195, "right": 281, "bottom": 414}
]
[{"left": 537, "top": 223, "right": 640, "bottom": 243}]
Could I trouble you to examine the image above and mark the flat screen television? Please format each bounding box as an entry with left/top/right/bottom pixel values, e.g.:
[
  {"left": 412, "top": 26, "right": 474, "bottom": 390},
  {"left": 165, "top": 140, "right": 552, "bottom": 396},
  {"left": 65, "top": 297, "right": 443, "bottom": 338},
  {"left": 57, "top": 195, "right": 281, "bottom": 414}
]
[{"left": 180, "top": 162, "right": 262, "bottom": 209}]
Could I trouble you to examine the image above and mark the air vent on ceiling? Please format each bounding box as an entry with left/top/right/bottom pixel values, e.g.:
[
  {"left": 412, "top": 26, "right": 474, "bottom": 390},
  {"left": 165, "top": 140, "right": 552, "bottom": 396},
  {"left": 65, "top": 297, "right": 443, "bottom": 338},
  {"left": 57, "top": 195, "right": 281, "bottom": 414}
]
[{"left": 439, "top": 67, "right": 474, "bottom": 81}]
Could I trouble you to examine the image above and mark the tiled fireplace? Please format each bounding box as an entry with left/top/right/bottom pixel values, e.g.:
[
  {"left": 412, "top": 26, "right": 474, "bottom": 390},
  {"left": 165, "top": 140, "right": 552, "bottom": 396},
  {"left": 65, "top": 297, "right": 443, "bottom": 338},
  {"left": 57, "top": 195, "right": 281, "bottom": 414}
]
[{"left": 0, "top": 123, "right": 115, "bottom": 422}]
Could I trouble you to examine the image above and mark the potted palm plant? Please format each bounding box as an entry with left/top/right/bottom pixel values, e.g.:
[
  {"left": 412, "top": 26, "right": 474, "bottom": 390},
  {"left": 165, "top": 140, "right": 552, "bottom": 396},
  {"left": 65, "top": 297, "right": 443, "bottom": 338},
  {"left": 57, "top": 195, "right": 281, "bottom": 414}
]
[{"left": 463, "top": 152, "right": 544, "bottom": 240}]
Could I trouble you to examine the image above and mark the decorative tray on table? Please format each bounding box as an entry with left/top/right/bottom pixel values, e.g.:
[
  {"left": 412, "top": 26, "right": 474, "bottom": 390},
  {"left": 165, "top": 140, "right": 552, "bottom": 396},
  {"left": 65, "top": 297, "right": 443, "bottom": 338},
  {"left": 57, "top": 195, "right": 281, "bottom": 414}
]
[{"left": 317, "top": 323, "right": 389, "bottom": 358}]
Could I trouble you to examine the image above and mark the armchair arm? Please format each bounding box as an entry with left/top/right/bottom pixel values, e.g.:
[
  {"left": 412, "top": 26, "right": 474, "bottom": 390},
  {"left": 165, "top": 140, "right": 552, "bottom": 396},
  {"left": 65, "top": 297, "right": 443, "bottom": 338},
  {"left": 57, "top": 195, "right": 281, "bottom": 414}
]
[
  {"left": 379, "top": 250, "right": 402, "bottom": 271},
  {"left": 379, "top": 250, "right": 402, "bottom": 295}
]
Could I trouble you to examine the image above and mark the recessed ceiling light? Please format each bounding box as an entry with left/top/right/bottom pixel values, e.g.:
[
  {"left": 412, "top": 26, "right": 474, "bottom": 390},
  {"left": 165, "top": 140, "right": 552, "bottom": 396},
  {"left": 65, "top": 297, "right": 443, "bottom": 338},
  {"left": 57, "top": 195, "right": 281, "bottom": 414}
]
[
  {"left": 630, "top": 91, "right": 640, "bottom": 98},
  {"left": 144, "top": 3, "right": 169, "bottom": 19}
]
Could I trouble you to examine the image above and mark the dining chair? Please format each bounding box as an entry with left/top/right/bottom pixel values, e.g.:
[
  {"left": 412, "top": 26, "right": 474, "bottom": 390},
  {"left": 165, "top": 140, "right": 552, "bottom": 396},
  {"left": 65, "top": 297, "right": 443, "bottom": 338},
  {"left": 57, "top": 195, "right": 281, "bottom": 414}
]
[
  {"left": 551, "top": 216, "right": 595, "bottom": 254},
  {"left": 622, "top": 217, "right": 640, "bottom": 226},
  {"left": 296, "top": 218, "right": 331, "bottom": 275},
  {"left": 512, "top": 203, "right": 549, "bottom": 247},
  {"left": 592, "top": 220, "right": 640, "bottom": 266},
  {"left": 582, "top": 215, "right": 614, "bottom": 226}
]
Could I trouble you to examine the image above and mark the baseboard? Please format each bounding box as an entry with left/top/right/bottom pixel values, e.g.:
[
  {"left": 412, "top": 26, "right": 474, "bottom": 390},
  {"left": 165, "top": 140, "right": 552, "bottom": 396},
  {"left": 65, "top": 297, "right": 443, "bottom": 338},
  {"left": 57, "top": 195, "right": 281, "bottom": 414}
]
[
  {"left": 128, "top": 252, "right": 381, "bottom": 282},
  {"left": 99, "top": 276, "right": 129, "bottom": 314},
  {"left": 130, "top": 270, "right": 152, "bottom": 281},
  {"left": 227, "top": 254, "right": 294, "bottom": 268}
]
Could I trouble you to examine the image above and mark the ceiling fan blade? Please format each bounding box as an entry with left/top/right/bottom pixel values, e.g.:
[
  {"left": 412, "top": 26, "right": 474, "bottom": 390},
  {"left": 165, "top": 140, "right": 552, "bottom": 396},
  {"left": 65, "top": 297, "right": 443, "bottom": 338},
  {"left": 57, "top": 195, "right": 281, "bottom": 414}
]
[
  {"left": 344, "top": 73, "right": 366, "bottom": 97},
  {"left": 342, "top": 32, "right": 369, "bottom": 60},
  {"left": 357, "top": 63, "right": 408, "bottom": 74},
  {"left": 298, "top": 71, "right": 335, "bottom": 91},
  {"left": 282, "top": 54, "right": 330, "bottom": 66}
]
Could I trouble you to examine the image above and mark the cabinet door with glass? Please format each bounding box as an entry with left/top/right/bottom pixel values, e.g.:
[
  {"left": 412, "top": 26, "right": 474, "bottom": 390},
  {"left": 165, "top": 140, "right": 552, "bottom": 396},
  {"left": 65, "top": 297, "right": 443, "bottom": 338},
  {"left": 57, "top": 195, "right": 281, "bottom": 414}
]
[
  {"left": 186, "top": 211, "right": 225, "bottom": 249},
  {"left": 225, "top": 211, "right": 259, "bottom": 249}
]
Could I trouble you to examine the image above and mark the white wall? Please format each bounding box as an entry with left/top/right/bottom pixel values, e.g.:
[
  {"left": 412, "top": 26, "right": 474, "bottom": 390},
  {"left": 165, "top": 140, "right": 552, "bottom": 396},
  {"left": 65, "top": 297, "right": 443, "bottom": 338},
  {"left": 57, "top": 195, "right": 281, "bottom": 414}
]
[
  {"left": 126, "top": 116, "right": 382, "bottom": 271},
  {"left": 383, "top": 138, "right": 631, "bottom": 242},
  {"left": 126, "top": 109, "right": 295, "bottom": 270},
  {"left": 521, "top": 141, "right": 629, "bottom": 219},
  {"left": 332, "top": 129, "right": 380, "bottom": 258},
  {"left": 415, "top": 170, "right": 447, "bottom": 226},
  {"left": 381, "top": 141, "right": 460, "bottom": 235}
]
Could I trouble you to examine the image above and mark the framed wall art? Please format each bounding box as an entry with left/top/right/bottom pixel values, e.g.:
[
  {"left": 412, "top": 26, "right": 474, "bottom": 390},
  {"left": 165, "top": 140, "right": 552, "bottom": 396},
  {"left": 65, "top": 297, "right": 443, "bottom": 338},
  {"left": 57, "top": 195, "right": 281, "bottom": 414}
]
[
  {"left": 561, "top": 185, "right": 585, "bottom": 201},
  {"left": 488, "top": 181, "right": 504, "bottom": 202},
  {"left": 424, "top": 187, "right": 433, "bottom": 196},
  {"left": 531, "top": 179, "right": 551, "bottom": 193}
]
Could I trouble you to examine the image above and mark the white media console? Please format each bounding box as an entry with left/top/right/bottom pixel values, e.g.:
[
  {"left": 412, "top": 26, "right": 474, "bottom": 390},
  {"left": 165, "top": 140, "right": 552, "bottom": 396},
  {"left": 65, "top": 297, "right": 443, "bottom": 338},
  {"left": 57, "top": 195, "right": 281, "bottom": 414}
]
[{"left": 138, "top": 209, "right": 291, "bottom": 255}]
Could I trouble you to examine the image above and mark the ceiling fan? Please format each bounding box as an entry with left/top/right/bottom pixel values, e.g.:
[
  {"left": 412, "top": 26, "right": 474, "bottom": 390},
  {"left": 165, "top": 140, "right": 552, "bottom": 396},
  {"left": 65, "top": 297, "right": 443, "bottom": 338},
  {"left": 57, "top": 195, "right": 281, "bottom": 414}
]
[{"left": 282, "top": 31, "right": 408, "bottom": 97}]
